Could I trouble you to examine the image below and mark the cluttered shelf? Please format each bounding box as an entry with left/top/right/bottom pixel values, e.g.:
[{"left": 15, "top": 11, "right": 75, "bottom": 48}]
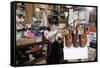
[
  {"left": 16, "top": 28, "right": 31, "bottom": 31},
  {"left": 24, "top": 55, "right": 47, "bottom": 65},
  {"left": 16, "top": 39, "right": 47, "bottom": 65},
  {"left": 17, "top": 54, "right": 47, "bottom": 66},
  {"left": 16, "top": 39, "right": 48, "bottom": 47}
]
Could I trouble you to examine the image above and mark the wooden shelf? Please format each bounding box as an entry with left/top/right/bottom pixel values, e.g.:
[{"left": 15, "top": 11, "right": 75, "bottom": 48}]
[
  {"left": 16, "top": 54, "right": 46, "bottom": 66},
  {"left": 16, "top": 28, "right": 31, "bottom": 31},
  {"left": 16, "top": 39, "right": 48, "bottom": 47},
  {"left": 24, "top": 55, "right": 46, "bottom": 65}
]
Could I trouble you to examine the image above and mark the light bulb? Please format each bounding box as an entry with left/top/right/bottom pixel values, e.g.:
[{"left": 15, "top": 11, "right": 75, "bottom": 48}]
[{"left": 66, "top": 6, "right": 72, "bottom": 8}]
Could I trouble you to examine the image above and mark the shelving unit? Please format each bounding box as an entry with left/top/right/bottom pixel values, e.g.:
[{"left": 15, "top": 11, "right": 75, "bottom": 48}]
[
  {"left": 16, "top": 3, "right": 48, "bottom": 65},
  {"left": 16, "top": 39, "right": 47, "bottom": 65},
  {"left": 16, "top": 39, "right": 48, "bottom": 47},
  {"left": 24, "top": 55, "right": 46, "bottom": 65}
]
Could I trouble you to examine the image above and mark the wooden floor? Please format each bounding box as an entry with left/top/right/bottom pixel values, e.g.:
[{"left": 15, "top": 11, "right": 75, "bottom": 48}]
[{"left": 35, "top": 58, "right": 47, "bottom": 64}]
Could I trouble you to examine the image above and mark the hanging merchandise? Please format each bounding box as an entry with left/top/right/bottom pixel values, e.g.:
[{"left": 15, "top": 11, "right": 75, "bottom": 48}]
[
  {"left": 32, "top": 17, "right": 37, "bottom": 23},
  {"left": 32, "top": 7, "right": 41, "bottom": 30},
  {"left": 35, "top": 7, "right": 40, "bottom": 13},
  {"left": 31, "top": 22, "right": 40, "bottom": 31},
  {"left": 79, "top": 10, "right": 86, "bottom": 20},
  {"left": 16, "top": 4, "right": 26, "bottom": 23},
  {"left": 73, "top": 11, "right": 78, "bottom": 20},
  {"left": 68, "top": 9, "right": 74, "bottom": 26},
  {"left": 85, "top": 10, "right": 90, "bottom": 22},
  {"left": 40, "top": 9, "right": 48, "bottom": 27},
  {"left": 64, "top": 12, "right": 68, "bottom": 18},
  {"left": 69, "top": 9, "right": 74, "bottom": 19}
]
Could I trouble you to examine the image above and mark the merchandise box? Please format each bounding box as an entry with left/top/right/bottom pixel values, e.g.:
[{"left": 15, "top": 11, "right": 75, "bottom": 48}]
[{"left": 11, "top": 1, "right": 98, "bottom": 67}]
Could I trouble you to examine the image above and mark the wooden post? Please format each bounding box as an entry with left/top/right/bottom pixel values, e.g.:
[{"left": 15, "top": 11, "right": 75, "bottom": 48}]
[{"left": 24, "top": 3, "right": 33, "bottom": 24}]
